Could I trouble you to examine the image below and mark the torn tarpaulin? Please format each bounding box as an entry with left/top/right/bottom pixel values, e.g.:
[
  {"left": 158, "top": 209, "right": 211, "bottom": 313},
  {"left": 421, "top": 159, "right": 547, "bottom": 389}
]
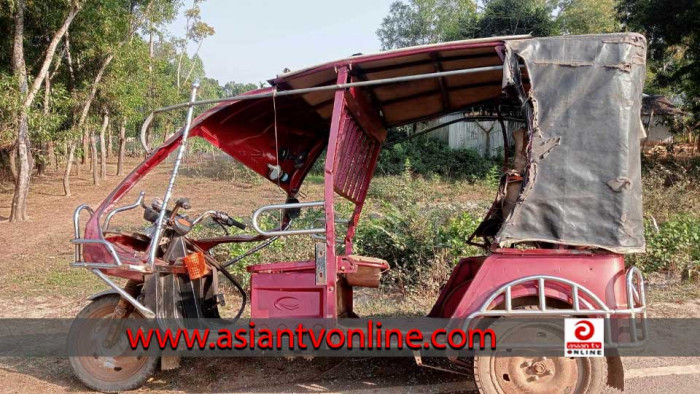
[{"left": 498, "top": 33, "right": 646, "bottom": 253}]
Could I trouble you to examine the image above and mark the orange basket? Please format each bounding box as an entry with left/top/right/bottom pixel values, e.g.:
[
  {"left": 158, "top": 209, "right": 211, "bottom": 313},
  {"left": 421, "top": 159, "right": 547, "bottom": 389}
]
[{"left": 183, "top": 251, "right": 209, "bottom": 279}]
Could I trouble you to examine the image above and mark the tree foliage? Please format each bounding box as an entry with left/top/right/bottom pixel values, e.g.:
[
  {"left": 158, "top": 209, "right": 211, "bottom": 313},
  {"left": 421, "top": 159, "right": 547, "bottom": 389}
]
[
  {"left": 0, "top": 0, "right": 264, "bottom": 218},
  {"left": 377, "top": 0, "right": 698, "bottom": 129},
  {"left": 557, "top": 0, "right": 618, "bottom": 35},
  {"left": 618, "top": 0, "right": 700, "bottom": 125},
  {"left": 377, "top": 0, "right": 477, "bottom": 50},
  {"left": 476, "top": 0, "right": 558, "bottom": 37}
]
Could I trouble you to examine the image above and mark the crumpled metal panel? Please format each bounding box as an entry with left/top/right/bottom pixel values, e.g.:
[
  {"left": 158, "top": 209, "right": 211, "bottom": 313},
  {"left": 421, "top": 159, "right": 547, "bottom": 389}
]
[{"left": 498, "top": 33, "right": 647, "bottom": 253}]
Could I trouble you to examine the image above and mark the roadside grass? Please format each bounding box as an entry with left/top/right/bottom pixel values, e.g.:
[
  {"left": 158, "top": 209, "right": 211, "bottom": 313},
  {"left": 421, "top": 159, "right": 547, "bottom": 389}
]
[{"left": 2, "top": 257, "right": 108, "bottom": 298}]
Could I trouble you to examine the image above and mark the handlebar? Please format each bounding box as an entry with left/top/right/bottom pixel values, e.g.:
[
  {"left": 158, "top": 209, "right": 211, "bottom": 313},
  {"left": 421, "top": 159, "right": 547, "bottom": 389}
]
[
  {"left": 138, "top": 195, "right": 245, "bottom": 234},
  {"left": 191, "top": 210, "right": 246, "bottom": 230},
  {"left": 213, "top": 211, "right": 247, "bottom": 230}
]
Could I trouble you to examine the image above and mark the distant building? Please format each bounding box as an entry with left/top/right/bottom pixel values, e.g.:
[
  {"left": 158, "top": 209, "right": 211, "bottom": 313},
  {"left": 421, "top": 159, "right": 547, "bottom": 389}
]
[
  {"left": 417, "top": 110, "right": 525, "bottom": 157},
  {"left": 417, "top": 95, "right": 683, "bottom": 156},
  {"left": 641, "top": 94, "right": 684, "bottom": 144}
]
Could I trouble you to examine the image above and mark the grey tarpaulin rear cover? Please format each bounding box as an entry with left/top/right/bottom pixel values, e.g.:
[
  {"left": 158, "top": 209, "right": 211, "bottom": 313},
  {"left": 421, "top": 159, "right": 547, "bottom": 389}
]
[{"left": 498, "top": 33, "right": 646, "bottom": 253}]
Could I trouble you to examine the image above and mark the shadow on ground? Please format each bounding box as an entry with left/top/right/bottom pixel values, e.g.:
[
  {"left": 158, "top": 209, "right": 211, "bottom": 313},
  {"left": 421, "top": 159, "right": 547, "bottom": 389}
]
[{"left": 0, "top": 357, "right": 476, "bottom": 393}]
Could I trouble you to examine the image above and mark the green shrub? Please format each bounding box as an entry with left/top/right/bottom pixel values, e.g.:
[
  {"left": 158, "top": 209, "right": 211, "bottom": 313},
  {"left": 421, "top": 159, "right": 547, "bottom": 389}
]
[
  {"left": 355, "top": 167, "right": 486, "bottom": 293},
  {"left": 629, "top": 215, "right": 700, "bottom": 279},
  {"left": 377, "top": 135, "right": 500, "bottom": 181}
]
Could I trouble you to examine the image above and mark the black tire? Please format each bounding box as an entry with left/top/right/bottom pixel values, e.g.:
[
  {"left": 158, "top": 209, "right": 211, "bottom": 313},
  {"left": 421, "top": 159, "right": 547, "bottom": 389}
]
[
  {"left": 473, "top": 305, "right": 608, "bottom": 393},
  {"left": 68, "top": 294, "right": 158, "bottom": 393}
]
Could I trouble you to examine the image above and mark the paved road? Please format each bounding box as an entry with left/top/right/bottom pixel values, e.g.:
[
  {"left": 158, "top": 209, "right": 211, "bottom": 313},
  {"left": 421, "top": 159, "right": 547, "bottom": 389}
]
[
  {"left": 245, "top": 357, "right": 700, "bottom": 393},
  {"left": 1, "top": 356, "right": 699, "bottom": 392}
]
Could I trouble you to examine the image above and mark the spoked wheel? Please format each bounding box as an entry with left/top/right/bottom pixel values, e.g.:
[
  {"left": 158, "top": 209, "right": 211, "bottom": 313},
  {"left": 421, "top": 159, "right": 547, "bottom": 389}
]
[
  {"left": 473, "top": 307, "right": 607, "bottom": 393},
  {"left": 69, "top": 294, "right": 158, "bottom": 393}
]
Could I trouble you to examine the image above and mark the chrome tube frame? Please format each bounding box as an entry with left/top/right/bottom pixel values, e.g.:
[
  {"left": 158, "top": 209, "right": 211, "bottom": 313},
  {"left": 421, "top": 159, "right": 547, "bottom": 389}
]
[
  {"left": 71, "top": 205, "right": 154, "bottom": 317},
  {"left": 140, "top": 65, "right": 509, "bottom": 153},
  {"left": 102, "top": 191, "right": 146, "bottom": 232},
  {"left": 73, "top": 204, "right": 94, "bottom": 261},
  {"left": 311, "top": 217, "right": 349, "bottom": 242},
  {"left": 146, "top": 82, "right": 200, "bottom": 269},
  {"left": 71, "top": 239, "right": 123, "bottom": 267},
  {"left": 91, "top": 269, "right": 155, "bottom": 318},
  {"left": 466, "top": 268, "right": 647, "bottom": 347},
  {"left": 72, "top": 204, "right": 150, "bottom": 272},
  {"left": 252, "top": 201, "right": 325, "bottom": 236}
]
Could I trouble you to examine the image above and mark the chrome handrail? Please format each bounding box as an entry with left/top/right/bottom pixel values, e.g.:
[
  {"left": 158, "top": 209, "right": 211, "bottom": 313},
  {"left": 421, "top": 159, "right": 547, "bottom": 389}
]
[
  {"left": 71, "top": 238, "right": 123, "bottom": 267},
  {"left": 626, "top": 266, "right": 647, "bottom": 342},
  {"left": 102, "top": 191, "right": 146, "bottom": 232},
  {"left": 252, "top": 201, "right": 325, "bottom": 236},
  {"left": 72, "top": 200, "right": 149, "bottom": 272},
  {"left": 71, "top": 200, "right": 154, "bottom": 319},
  {"left": 466, "top": 275, "right": 616, "bottom": 319},
  {"left": 73, "top": 204, "right": 94, "bottom": 261}
]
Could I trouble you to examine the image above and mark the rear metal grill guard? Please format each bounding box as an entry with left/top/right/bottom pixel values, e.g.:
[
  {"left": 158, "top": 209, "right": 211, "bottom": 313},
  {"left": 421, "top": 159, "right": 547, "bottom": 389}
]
[{"left": 466, "top": 267, "right": 647, "bottom": 347}]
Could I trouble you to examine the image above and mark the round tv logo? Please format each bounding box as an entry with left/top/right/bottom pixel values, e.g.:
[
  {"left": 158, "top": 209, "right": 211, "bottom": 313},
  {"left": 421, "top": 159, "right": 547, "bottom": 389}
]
[
  {"left": 574, "top": 320, "right": 595, "bottom": 341},
  {"left": 565, "top": 318, "right": 604, "bottom": 357}
]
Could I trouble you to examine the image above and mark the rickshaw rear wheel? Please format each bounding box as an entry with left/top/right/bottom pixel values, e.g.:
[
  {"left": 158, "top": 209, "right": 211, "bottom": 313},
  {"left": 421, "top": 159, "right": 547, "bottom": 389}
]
[
  {"left": 473, "top": 305, "right": 607, "bottom": 394},
  {"left": 69, "top": 294, "right": 158, "bottom": 393}
]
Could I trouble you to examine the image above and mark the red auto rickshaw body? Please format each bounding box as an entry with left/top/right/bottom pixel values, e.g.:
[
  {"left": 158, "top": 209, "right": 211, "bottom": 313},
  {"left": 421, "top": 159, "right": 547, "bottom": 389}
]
[{"left": 74, "top": 33, "right": 646, "bottom": 326}]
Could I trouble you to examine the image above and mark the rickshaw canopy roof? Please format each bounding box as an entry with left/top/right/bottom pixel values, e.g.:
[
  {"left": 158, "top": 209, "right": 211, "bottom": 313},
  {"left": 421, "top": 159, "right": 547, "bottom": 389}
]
[
  {"left": 179, "top": 35, "right": 529, "bottom": 194},
  {"left": 148, "top": 33, "right": 647, "bottom": 253}
]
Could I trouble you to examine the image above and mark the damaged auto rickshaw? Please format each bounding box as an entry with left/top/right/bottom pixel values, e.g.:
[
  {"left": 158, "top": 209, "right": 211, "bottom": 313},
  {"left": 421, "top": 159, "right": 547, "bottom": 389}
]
[{"left": 69, "top": 33, "right": 648, "bottom": 393}]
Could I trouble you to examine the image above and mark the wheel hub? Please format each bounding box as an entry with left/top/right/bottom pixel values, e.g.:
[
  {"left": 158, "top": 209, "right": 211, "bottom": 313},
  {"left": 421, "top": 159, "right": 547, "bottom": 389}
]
[{"left": 492, "top": 356, "right": 580, "bottom": 392}]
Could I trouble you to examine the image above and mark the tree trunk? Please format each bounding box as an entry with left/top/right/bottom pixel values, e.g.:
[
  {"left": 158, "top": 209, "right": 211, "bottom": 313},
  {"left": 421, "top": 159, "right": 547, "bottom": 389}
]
[
  {"left": 36, "top": 143, "right": 47, "bottom": 176},
  {"left": 9, "top": 145, "right": 18, "bottom": 181},
  {"left": 182, "top": 40, "right": 204, "bottom": 86},
  {"left": 81, "top": 131, "right": 88, "bottom": 165},
  {"left": 75, "top": 144, "right": 81, "bottom": 177},
  {"left": 90, "top": 131, "right": 99, "bottom": 186},
  {"left": 11, "top": 109, "right": 31, "bottom": 222},
  {"left": 37, "top": 74, "right": 51, "bottom": 177},
  {"left": 9, "top": 0, "right": 30, "bottom": 222},
  {"left": 48, "top": 141, "right": 56, "bottom": 171},
  {"left": 10, "top": 0, "right": 80, "bottom": 222},
  {"left": 106, "top": 120, "right": 113, "bottom": 158},
  {"left": 63, "top": 141, "right": 76, "bottom": 196},
  {"left": 79, "top": 53, "right": 114, "bottom": 165},
  {"left": 117, "top": 119, "right": 126, "bottom": 176},
  {"left": 99, "top": 112, "right": 108, "bottom": 178}
]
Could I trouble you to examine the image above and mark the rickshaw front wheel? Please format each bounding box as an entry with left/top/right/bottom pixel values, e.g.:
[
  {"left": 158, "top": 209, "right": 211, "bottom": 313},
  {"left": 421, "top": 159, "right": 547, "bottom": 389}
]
[{"left": 68, "top": 294, "right": 158, "bottom": 393}]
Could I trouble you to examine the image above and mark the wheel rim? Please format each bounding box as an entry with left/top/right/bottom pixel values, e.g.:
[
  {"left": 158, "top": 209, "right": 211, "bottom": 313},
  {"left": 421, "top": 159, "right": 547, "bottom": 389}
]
[
  {"left": 480, "top": 322, "right": 590, "bottom": 393},
  {"left": 72, "top": 301, "right": 151, "bottom": 384}
]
